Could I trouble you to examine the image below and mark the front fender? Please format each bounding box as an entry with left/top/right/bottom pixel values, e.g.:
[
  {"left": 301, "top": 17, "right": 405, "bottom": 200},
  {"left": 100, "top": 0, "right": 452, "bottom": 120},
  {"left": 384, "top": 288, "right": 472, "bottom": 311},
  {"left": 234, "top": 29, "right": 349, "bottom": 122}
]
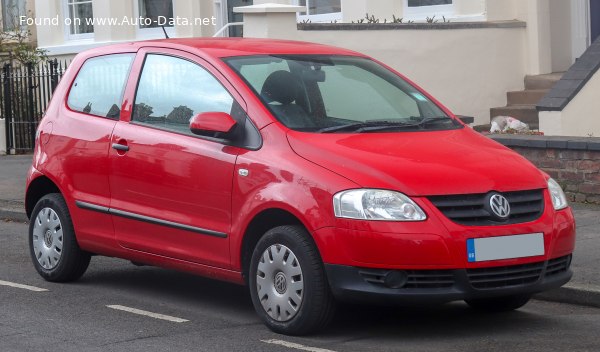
[{"left": 228, "top": 125, "right": 358, "bottom": 270}]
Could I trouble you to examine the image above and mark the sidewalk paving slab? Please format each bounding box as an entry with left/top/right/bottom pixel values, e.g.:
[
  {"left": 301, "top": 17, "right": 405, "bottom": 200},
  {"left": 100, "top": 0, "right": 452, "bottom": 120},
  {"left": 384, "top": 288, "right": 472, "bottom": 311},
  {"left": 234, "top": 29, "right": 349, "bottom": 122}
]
[{"left": 0, "top": 155, "right": 31, "bottom": 222}]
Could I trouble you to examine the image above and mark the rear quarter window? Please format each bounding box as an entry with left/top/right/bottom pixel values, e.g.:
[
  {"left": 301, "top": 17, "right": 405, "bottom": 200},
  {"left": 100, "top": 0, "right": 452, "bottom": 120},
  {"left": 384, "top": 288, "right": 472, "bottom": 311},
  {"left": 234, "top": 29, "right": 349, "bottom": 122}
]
[{"left": 67, "top": 54, "right": 135, "bottom": 119}]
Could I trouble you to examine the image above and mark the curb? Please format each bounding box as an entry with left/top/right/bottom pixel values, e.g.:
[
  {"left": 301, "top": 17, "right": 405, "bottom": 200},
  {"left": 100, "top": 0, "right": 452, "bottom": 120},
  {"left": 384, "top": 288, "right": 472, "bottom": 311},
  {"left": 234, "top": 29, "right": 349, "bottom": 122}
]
[
  {"left": 534, "top": 284, "right": 600, "bottom": 309},
  {"left": 0, "top": 208, "right": 28, "bottom": 223}
]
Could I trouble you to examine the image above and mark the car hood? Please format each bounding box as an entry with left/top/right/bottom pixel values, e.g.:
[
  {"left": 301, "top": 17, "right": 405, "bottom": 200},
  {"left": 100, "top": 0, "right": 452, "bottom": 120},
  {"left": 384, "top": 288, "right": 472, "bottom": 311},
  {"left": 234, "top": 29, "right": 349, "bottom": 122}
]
[{"left": 286, "top": 128, "right": 547, "bottom": 196}]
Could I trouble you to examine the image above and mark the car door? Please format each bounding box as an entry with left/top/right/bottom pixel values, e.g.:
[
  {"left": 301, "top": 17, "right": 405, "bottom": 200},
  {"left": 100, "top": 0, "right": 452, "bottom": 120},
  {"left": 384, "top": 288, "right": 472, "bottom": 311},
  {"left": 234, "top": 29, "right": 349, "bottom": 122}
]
[
  {"left": 60, "top": 53, "right": 135, "bottom": 248},
  {"left": 108, "top": 48, "right": 242, "bottom": 268}
]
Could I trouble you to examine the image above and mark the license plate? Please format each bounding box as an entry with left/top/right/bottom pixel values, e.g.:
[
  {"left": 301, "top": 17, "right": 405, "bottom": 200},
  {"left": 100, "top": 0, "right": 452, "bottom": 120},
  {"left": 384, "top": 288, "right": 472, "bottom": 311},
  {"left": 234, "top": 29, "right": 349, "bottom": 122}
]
[{"left": 467, "top": 233, "right": 545, "bottom": 262}]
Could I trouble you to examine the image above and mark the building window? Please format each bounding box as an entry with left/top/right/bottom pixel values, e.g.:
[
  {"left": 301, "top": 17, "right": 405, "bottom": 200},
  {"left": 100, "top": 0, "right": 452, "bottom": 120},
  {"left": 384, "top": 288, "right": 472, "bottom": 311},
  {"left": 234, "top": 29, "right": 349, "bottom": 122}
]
[
  {"left": 404, "top": 0, "right": 454, "bottom": 20},
  {"left": 2, "top": 0, "right": 26, "bottom": 31},
  {"left": 135, "top": 0, "right": 175, "bottom": 39},
  {"left": 65, "top": 0, "right": 94, "bottom": 37},
  {"left": 407, "top": 0, "right": 452, "bottom": 7},
  {"left": 138, "top": 0, "right": 174, "bottom": 29},
  {"left": 296, "top": 0, "right": 342, "bottom": 23}
]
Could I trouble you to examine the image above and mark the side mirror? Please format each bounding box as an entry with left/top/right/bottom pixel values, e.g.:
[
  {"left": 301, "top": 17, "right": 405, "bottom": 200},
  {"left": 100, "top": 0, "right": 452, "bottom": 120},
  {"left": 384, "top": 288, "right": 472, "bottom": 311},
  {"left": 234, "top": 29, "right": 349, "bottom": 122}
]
[
  {"left": 456, "top": 115, "right": 475, "bottom": 124},
  {"left": 190, "top": 112, "right": 237, "bottom": 136}
]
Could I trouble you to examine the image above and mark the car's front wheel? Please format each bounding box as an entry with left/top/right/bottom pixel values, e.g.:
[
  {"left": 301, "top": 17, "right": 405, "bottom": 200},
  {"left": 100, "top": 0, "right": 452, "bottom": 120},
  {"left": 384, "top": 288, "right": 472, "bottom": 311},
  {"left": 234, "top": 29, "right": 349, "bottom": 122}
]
[
  {"left": 248, "top": 225, "right": 335, "bottom": 335},
  {"left": 29, "top": 193, "right": 91, "bottom": 282},
  {"left": 465, "top": 294, "right": 531, "bottom": 312}
]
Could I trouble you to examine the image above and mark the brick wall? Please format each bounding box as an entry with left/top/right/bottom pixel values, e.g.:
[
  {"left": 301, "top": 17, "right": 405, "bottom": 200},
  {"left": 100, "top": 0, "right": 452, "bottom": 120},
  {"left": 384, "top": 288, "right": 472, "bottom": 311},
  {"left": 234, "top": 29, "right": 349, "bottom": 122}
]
[{"left": 490, "top": 135, "right": 600, "bottom": 205}]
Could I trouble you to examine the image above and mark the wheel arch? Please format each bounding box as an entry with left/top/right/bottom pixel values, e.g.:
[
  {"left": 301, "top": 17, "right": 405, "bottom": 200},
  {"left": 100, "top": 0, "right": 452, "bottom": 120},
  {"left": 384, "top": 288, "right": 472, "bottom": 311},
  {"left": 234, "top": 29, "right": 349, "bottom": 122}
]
[
  {"left": 240, "top": 208, "right": 317, "bottom": 283},
  {"left": 26, "top": 175, "right": 61, "bottom": 219}
]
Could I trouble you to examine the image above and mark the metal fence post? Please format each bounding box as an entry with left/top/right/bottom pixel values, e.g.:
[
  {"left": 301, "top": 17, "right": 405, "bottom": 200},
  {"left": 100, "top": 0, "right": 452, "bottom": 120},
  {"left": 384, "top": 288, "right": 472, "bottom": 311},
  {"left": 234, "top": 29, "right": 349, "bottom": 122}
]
[
  {"left": 2, "top": 63, "right": 13, "bottom": 152},
  {"left": 26, "top": 62, "right": 36, "bottom": 148},
  {"left": 49, "top": 59, "right": 59, "bottom": 92}
]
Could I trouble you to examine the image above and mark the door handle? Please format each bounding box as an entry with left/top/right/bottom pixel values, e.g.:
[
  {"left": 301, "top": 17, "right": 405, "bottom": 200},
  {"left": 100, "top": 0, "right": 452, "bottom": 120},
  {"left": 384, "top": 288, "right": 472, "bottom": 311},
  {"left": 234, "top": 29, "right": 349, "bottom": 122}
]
[{"left": 112, "top": 143, "right": 129, "bottom": 152}]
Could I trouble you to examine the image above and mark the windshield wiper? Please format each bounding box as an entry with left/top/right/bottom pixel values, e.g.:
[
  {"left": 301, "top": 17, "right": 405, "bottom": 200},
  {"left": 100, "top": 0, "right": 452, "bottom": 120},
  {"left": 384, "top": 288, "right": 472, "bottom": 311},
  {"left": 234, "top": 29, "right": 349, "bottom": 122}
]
[
  {"left": 317, "top": 120, "right": 417, "bottom": 133},
  {"left": 414, "top": 116, "right": 452, "bottom": 127},
  {"left": 317, "top": 117, "right": 452, "bottom": 133}
]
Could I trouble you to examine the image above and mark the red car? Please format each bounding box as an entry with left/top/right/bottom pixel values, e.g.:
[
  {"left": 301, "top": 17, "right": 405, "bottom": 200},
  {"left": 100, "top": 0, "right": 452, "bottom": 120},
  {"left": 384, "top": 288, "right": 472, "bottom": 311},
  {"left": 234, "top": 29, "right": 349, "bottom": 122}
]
[{"left": 26, "top": 38, "right": 575, "bottom": 335}]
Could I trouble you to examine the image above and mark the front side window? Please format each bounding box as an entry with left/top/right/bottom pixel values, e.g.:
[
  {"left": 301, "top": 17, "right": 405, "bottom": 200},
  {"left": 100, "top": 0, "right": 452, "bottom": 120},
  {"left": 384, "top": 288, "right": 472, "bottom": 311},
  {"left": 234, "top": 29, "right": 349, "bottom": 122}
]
[
  {"left": 2, "top": 0, "right": 26, "bottom": 31},
  {"left": 225, "top": 55, "right": 459, "bottom": 133},
  {"left": 138, "top": 0, "right": 174, "bottom": 28},
  {"left": 132, "top": 54, "right": 234, "bottom": 136},
  {"left": 67, "top": 54, "right": 134, "bottom": 119},
  {"left": 66, "top": 0, "right": 94, "bottom": 36}
]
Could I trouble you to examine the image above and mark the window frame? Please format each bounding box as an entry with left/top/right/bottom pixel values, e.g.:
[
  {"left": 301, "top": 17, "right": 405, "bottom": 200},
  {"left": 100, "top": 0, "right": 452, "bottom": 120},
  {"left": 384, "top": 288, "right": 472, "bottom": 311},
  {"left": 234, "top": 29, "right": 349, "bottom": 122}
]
[
  {"left": 403, "top": 0, "right": 454, "bottom": 21},
  {"left": 66, "top": 53, "right": 136, "bottom": 120},
  {"left": 133, "top": 0, "right": 176, "bottom": 40},
  {"left": 63, "top": 0, "right": 94, "bottom": 41},
  {"left": 294, "top": 0, "right": 342, "bottom": 23}
]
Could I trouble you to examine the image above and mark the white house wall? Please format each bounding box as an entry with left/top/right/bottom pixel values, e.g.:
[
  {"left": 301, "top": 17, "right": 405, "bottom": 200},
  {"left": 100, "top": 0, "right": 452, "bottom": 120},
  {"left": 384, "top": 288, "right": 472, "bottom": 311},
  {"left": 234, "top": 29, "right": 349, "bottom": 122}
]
[
  {"left": 549, "top": 0, "right": 573, "bottom": 73},
  {"left": 540, "top": 70, "right": 600, "bottom": 137}
]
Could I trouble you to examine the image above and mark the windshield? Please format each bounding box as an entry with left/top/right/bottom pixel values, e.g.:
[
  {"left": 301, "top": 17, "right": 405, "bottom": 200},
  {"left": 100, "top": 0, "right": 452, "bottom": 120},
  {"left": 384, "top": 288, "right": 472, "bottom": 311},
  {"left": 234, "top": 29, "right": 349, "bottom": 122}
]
[{"left": 224, "top": 55, "right": 461, "bottom": 133}]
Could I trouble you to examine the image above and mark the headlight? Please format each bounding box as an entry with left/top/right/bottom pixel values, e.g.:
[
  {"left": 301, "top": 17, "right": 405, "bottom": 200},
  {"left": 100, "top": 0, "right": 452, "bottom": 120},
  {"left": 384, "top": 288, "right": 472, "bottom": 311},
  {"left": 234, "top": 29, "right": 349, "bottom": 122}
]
[
  {"left": 333, "top": 189, "right": 427, "bottom": 221},
  {"left": 548, "top": 178, "right": 568, "bottom": 210}
]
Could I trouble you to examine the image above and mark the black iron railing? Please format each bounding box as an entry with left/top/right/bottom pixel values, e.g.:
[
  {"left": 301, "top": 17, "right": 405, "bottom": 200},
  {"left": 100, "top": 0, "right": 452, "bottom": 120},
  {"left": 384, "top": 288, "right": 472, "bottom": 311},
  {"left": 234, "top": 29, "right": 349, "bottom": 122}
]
[{"left": 2, "top": 59, "right": 68, "bottom": 153}]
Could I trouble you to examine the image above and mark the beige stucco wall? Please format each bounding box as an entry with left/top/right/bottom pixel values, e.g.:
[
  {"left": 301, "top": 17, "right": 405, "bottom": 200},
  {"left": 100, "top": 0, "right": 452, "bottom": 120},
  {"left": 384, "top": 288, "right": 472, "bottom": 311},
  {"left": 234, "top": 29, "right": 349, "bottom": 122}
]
[
  {"left": 549, "top": 0, "right": 572, "bottom": 72},
  {"left": 341, "top": 0, "right": 403, "bottom": 23},
  {"left": 289, "top": 27, "right": 526, "bottom": 125},
  {"left": 540, "top": 70, "right": 600, "bottom": 137},
  {"left": 34, "top": 0, "right": 63, "bottom": 48}
]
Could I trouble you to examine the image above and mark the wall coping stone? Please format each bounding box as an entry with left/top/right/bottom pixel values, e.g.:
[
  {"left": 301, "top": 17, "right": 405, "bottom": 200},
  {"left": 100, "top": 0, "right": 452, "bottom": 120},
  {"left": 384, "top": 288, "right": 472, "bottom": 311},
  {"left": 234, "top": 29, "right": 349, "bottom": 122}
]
[
  {"left": 297, "top": 20, "right": 526, "bottom": 31},
  {"left": 489, "top": 134, "right": 600, "bottom": 151}
]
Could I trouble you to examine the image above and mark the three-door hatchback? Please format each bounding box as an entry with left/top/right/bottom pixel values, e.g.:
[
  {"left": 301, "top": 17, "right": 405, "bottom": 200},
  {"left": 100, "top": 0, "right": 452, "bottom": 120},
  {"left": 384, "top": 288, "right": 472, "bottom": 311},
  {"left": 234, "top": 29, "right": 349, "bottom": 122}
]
[{"left": 26, "top": 38, "right": 575, "bottom": 335}]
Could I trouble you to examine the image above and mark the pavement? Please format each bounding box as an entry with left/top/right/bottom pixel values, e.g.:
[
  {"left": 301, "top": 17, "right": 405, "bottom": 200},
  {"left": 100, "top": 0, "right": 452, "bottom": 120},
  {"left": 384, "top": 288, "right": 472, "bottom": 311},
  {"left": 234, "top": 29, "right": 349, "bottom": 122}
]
[{"left": 1, "top": 155, "right": 598, "bottom": 309}]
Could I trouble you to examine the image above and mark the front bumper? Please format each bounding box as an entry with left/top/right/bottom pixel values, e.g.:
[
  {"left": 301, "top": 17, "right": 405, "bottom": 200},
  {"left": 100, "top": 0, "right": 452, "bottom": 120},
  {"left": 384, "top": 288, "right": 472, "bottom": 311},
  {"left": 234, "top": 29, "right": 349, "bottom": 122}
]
[{"left": 325, "top": 255, "right": 572, "bottom": 304}]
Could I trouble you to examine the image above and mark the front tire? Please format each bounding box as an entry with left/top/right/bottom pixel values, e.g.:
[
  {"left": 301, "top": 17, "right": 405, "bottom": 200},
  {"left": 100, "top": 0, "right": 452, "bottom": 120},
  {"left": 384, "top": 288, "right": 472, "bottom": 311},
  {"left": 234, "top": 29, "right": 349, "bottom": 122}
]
[
  {"left": 465, "top": 294, "right": 531, "bottom": 312},
  {"left": 249, "top": 225, "right": 335, "bottom": 335},
  {"left": 29, "top": 193, "right": 91, "bottom": 282}
]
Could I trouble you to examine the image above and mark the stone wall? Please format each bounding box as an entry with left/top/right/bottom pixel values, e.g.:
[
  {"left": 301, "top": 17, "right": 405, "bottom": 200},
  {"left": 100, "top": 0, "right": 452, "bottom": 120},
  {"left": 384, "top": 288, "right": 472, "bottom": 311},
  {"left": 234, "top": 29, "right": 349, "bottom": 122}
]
[{"left": 490, "top": 135, "right": 600, "bottom": 204}]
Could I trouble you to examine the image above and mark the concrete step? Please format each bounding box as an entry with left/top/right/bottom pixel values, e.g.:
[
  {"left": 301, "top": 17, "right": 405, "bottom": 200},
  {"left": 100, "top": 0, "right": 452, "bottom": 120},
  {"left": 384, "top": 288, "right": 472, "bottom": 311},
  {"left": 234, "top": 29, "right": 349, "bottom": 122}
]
[
  {"left": 490, "top": 105, "right": 539, "bottom": 130},
  {"left": 507, "top": 89, "right": 548, "bottom": 105},
  {"left": 524, "top": 72, "right": 564, "bottom": 90}
]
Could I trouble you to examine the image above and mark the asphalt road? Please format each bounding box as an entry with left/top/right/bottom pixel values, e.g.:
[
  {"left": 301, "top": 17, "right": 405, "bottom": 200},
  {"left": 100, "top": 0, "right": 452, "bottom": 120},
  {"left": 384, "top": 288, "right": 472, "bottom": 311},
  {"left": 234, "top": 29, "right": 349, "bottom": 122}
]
[{"left": 1, "top": 220, "right": 599, "bottom": 352}]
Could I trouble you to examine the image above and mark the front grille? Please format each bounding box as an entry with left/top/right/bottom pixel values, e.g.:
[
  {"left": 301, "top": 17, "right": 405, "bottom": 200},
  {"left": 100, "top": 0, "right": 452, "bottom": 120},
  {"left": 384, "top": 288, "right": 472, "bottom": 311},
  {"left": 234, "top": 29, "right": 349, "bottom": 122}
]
[
  {"left": 467, "top": 261, "right": 544, "bottom": 289},
  {"left": 546, "top": 255, "right": 571, "bottom": 277},
  {"left": 428, "top": 189, "right": 545, "bottom": 226},
  {"left": 359, "top": 269, "right": 455, "bottom": 289}
]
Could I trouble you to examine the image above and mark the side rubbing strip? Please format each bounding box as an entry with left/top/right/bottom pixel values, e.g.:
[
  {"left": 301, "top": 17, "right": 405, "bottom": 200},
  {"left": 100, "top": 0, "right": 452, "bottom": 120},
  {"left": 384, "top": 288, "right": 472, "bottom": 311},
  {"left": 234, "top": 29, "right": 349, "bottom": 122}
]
[
  {"left": 75, "top": 200, "right": 227, "bottom": 238},
  {"left": 75, "top": 200, "right": 110, "bottom": 214}
]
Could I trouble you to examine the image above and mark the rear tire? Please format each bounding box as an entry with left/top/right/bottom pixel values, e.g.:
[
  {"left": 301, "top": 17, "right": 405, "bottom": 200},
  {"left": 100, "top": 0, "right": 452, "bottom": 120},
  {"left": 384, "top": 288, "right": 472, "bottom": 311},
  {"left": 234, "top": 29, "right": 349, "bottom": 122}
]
[
  {"left": 248, "top": 225, "right": 335, "bottom": 335},
  {"left": 29, "top": 193, "right": 91, "bottom": 282},
  {"left": 465, "top": 294, "right": 531, "bottom": 312}
]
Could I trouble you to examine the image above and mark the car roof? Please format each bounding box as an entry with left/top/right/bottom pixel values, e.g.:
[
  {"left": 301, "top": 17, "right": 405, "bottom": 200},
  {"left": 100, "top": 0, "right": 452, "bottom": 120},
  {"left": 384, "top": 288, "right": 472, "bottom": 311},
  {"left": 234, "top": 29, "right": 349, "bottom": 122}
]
[{"left": 82, "top": 38, "right": 364, "bottom": 59}]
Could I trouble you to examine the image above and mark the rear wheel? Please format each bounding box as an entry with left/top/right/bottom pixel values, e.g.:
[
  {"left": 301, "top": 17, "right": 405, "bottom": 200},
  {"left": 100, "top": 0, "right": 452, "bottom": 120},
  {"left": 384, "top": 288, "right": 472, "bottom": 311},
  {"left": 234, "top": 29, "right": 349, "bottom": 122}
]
[
  {"left": 465, "top": 294, "right": 531, "bottom": 312},
  {"left": 29, "top": 193, "right": 91, "bottom": 282},
  {"left": 248, "top": 225, "right": 335, "bottom": 335}
]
